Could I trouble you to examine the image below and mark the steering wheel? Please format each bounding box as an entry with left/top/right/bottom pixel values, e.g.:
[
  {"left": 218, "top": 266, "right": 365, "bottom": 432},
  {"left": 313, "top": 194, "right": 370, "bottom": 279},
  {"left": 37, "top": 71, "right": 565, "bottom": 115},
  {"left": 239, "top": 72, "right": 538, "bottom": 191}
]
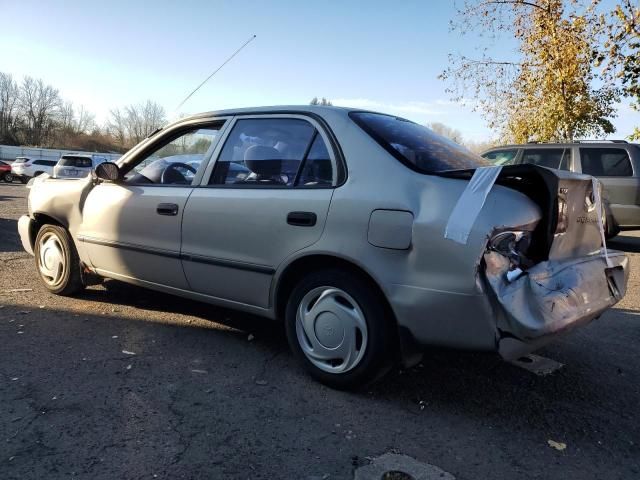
[{"left": 160, "top": 162, "right": 197, "bottom": 184}]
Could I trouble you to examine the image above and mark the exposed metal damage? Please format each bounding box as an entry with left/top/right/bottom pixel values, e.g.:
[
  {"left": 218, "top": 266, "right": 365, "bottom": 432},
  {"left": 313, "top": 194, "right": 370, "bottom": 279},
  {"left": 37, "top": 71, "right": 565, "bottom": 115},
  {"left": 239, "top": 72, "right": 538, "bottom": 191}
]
[{"left": 442, "top": 164, "right": 629, "bottom": 361}]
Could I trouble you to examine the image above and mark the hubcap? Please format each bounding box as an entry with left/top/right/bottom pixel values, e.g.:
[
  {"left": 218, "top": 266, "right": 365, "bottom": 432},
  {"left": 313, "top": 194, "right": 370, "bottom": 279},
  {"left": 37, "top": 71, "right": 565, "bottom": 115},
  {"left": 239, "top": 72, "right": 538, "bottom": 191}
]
[
  {"left": 295, "top": 287, "right": 368, "bottom": 374},
  {"left": 38, "top": 232, "right": 66, "bottom": 287}
]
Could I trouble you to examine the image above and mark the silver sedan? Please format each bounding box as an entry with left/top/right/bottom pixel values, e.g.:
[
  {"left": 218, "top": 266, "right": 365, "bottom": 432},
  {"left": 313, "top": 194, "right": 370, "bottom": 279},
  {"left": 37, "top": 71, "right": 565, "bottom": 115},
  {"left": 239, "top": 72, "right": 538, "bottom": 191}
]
[{"left": 17, "top": 106, "right": 629, "bottom": 389}]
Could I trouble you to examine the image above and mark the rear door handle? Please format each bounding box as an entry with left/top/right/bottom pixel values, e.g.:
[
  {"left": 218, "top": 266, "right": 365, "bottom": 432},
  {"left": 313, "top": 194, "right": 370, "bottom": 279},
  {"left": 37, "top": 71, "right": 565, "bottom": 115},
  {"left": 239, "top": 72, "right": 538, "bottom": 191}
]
[
  {"left": 157, "top": 203, "right": 179, "bottom": 216},
  {"left": 287, "top": 211, "right": 317, "bottom": 227}
]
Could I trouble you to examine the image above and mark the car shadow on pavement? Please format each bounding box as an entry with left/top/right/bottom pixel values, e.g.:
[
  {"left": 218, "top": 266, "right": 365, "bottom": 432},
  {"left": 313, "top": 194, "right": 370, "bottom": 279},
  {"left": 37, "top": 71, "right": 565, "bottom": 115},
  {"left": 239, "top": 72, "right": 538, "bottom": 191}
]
[
  {"left": 0, "top": 217, "right": 22, "bottom": 253},
  {"left": 1, "top": 298, "right": 638, "bottom": 478},
  {"left": 77, "top": 279, "right": 287, "bottom": 342},
  {"left": 608, "top": 234, "right": 640, "bottom": 253}
]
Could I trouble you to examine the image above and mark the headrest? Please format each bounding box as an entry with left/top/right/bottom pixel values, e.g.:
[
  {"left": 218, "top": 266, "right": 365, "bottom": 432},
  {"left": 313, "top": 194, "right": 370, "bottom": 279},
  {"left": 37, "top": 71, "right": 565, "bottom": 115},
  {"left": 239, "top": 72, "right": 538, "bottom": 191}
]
[{"left": 244, "top": 145, "right": 282, "bottom": 176}]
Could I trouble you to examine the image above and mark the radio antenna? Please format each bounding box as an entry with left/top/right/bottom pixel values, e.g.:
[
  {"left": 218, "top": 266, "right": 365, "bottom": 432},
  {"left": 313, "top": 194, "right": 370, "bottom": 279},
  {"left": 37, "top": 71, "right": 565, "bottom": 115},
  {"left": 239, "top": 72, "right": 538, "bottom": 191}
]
[{"left": 174, "top": 34, "right": 256, "bottom": 114}]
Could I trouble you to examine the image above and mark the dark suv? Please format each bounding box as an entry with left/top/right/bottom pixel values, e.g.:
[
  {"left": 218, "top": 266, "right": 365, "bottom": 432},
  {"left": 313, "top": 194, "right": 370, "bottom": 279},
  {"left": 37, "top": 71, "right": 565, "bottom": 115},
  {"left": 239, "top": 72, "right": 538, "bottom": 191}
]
[{"left": 482, "top": 141, "right": 640, "bottom": 235}]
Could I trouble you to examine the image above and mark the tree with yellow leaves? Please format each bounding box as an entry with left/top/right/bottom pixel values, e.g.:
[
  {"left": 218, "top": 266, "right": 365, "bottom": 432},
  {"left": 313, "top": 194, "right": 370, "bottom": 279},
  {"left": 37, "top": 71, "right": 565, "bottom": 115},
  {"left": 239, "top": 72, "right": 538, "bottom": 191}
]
[
  {"left": 598, "top": 0, "right": 639, "bottom": 140},
  {"left": 440, "top": 0, "right": 617, "bottom": 143}
]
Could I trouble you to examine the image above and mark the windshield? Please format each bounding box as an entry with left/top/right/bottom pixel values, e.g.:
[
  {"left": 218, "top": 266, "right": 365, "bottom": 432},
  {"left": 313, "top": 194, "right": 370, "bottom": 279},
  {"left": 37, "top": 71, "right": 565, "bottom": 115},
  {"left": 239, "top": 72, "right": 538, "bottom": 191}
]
[
  {"left": 59, "top": 156, "right": 92, "bottom": 167},
  {"left": 350, "top": 112, "right": 490, "bottom": 173}
]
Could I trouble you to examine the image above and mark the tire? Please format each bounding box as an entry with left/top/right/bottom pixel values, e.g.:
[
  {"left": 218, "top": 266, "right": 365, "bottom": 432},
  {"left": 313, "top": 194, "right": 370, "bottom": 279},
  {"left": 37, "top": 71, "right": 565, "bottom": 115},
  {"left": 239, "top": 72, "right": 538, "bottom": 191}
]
[
  {"left": 605, "top": 214, "right": 620, "bottom": 240},
  {"left": 34, "top": 224, "right": 85, "bottom": 295},
  {"left": 285, "top": 268, "right": 395, "bottom": 390},
  {"left": 3, "top": 173, "right": 13, "bottom": 183},
  {"left": 20, "top": 176, "right": 29, "bottom": 184}
]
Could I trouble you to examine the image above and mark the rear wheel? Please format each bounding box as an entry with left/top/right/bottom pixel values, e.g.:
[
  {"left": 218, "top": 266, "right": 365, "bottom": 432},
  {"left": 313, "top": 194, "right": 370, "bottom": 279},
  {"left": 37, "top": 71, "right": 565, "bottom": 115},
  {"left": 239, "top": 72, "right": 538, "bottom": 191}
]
[
  {"left": 285, "top": 268, "right": 395, "bottom": 389},
  {"left": 34, "top": 225, "right": 85, "bottom": 295}
]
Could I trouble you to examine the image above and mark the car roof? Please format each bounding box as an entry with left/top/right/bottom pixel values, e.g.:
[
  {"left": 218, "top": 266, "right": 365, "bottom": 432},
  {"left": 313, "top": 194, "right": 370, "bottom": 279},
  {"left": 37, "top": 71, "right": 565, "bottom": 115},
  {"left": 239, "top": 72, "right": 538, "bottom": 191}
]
[
  {"left": 165, "top": 105, "right": 367, "bottom": 130},
  {"left": 487, "top": 142, "right": 639, "bottom": 149},
  {"left": 188, "top": 105, "right": 353, "bottom": 118}
]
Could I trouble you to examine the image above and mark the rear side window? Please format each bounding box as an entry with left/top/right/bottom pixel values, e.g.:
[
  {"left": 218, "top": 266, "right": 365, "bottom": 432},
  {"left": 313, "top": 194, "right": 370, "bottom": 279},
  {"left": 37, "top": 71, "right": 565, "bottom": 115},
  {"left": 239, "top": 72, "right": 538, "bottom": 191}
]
[
  {"left": 350, "top": 112, "right": 490, "bottom": 173},
  {"left": 521, "top": 148, "right": 569, "bottom": 170},
  {"left": 209, "top": 117, "right": 333, "bottom": 187},
  {"left": 580, "top": 148, "right": 633, "bottom": 177},
  {"left": 482, "top": 149, "right": 518, "bottom": 166},
  {"left": 34, "top": 160, "right": 56, "bottom": 166},
  {"left": 60, "top": 156, "right": 92, "bottom": 168}
]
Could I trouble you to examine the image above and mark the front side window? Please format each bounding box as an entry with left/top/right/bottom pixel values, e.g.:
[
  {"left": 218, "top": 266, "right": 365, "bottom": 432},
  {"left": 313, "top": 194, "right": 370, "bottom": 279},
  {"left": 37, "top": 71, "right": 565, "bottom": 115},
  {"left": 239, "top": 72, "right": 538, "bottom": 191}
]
[
  {"left": 580, "top": 148, "right": 633, "bottom": 177},
  {"left": 123, "top": 124, "right": 222, "bottom": 185},
  {"left": 521, "top": 148, "right": 568, "bottom": 170},
  {"left": 350, "top": 112, "right": 490, "bottom": 173},
  {"left": 482, "top": 149, "right": 518, "bottom": 166},
  {"left": 209, "top": 117, "right": 333, "bottom": 187}
]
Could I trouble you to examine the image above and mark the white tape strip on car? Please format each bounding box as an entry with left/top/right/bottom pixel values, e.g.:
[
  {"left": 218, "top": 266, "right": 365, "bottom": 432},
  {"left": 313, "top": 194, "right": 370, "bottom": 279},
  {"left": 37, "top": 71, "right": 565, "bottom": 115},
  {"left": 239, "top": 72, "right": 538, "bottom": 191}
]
[
  {"left": 592, "top": 177, "right": 613, "bottom": 268},
  {"left": 445, "top": 166, "right": 503, "bottom": 245}
]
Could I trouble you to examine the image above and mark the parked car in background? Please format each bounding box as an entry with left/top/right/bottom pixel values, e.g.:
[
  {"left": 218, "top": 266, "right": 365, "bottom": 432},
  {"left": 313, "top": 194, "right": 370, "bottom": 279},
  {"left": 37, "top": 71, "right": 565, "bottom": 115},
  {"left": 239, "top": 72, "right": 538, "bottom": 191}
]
[
  {"left": 11, "top": 157, "right": 57, "bottom": 183},
  {"left": 482, "top": 141, "right": 640, "bottom": 237},
  {"left": 53, "top": 154, "right": 109, "bottom": 179},
  {"left": 0, "top": 160, "right": 13, "bottom": 182},
  {"left": 16, "top": 106, "right": 628, "bottom": 389}
]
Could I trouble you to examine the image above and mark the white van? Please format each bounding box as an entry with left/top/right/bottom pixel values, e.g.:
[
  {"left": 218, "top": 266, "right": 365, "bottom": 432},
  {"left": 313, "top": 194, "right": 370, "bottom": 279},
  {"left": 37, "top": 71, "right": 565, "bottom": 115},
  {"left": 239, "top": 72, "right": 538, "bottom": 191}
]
[{"left": 53, "top": 154, "right": 108, "bottom": 179}]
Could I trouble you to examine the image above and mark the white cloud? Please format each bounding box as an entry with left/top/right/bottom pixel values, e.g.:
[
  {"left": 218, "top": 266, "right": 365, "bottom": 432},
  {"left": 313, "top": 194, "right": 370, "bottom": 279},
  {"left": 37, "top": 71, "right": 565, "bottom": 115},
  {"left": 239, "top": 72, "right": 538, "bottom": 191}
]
[{"left": 330, "top": 98, "right": 448, "bottom": 116}]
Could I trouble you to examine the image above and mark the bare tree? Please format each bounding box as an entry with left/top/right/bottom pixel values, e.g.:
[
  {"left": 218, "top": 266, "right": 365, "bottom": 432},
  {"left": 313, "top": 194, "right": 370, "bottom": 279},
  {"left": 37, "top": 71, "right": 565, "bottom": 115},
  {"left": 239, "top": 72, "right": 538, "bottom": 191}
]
[
  {"left": 19, "top": 76, "right": 62, "bottom": 145},
  {"left": 0, "top": 72, "right": 20, "bottom": 144},
  {"left": 309, "top": 97, "right": 333, "bottom": 106},
  {"left": 107, "top": 107, "right": 127, "bottom": 148},
  {"left": 108, "top": 100, "right": 166, "bottom": 148},
  {"left": 74, "top": 105, "right": 95, "bottom": 134},
  {"left": 427, "top": 122, "right": 464, "bottom": 144}
]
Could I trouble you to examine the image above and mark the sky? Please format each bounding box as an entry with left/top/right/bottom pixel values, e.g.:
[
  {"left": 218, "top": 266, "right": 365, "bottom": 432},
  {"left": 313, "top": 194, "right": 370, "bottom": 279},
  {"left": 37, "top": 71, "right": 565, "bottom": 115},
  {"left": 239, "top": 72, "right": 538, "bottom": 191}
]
[{"left": 0, "top": 0, "right": 635, "bottom": 142}]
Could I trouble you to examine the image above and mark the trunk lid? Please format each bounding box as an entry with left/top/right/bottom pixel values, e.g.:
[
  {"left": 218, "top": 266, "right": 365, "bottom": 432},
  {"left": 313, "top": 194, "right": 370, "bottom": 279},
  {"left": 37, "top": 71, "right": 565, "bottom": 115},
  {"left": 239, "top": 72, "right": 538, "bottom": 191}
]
[{"left": 441, "top": 164, "right": 604, "bottom": 261}]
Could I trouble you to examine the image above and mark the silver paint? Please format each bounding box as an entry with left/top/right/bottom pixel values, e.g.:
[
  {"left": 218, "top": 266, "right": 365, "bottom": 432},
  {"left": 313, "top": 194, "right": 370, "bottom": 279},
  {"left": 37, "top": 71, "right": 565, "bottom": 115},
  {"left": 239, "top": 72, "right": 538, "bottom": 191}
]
[{"left": 17, "top": 105, "right": 630, "bottom": 367}]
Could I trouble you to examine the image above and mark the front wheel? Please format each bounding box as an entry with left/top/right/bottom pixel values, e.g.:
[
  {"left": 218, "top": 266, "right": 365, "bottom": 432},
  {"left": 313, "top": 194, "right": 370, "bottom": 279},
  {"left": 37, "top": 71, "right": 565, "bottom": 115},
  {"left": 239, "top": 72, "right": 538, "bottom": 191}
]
[
  {"left": 20, "top": 176, "right": 29, "bottom": 184},
  {"left": 34, "top": 225, "right": 85, "bottom": 295},
  {"left": 285, "top": 269, "right": 395, "bottom": 389}
]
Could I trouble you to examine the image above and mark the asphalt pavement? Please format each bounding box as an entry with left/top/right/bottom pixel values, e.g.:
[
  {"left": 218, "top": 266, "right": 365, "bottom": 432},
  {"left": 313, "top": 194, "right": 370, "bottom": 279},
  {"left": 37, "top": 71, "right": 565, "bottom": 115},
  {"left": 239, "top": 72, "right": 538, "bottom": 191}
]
[{"left": 0, "top": 181, "right": 639, "bottom": 479}]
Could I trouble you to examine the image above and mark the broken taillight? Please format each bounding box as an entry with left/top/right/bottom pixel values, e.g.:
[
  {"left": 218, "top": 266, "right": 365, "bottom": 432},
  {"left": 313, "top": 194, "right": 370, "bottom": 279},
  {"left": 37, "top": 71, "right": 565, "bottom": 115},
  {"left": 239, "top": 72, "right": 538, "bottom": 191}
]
[
  {"left": 489, "top": 230, "right": 532, "bottom": 266},
  {"left": 556, "top": 193, "right": 568, "bottom": 234}
]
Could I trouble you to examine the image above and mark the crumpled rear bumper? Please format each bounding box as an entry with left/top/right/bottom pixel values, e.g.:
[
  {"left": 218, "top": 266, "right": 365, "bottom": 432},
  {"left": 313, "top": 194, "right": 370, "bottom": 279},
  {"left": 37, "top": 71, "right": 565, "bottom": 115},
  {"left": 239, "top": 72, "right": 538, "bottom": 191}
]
[{"left": 484, "top": 250, "right": 629, "bottom": 360}]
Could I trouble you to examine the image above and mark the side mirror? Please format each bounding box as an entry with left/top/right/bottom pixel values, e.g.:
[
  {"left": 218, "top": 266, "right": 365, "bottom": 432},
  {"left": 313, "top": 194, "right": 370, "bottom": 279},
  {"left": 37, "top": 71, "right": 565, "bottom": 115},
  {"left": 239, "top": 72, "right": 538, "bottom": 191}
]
[{"left": 94, "top": 162, "right": 120, "bottom": 182}]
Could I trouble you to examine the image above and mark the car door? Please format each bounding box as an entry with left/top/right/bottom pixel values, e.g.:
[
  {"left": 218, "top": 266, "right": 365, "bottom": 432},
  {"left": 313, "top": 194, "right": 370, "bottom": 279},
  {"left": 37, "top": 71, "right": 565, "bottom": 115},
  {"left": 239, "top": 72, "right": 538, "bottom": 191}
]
[
  {"left": 77, "top": 120, "right": 227, "bottom": 289},
  {"left": 577, "top": 146, "right": 639, "bottom": 226},
  {"left": 181, "top": 114, "right": 338, "bottom": 308}
]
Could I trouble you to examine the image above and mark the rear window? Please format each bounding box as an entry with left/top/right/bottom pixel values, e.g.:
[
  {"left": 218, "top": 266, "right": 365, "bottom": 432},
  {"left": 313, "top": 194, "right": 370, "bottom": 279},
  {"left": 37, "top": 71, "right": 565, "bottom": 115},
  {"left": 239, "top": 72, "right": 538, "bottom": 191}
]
[
  {"left": 59, "top": 156, "right": 92, "bottom": 168},
  {"left": 521, "top": 148, "right": 570, "bottom": 170},
  {"left": 14, "top": 158, "right": 28, "bottom": 164},
  {"left": 482, "top": 149, "right": 518, "bottom": 166},
  {"left": 580, "top": 148, "right": 633, "bottom": 177},
  {"left": 350, "top": 112, "right": 490, "bottom": 173}
]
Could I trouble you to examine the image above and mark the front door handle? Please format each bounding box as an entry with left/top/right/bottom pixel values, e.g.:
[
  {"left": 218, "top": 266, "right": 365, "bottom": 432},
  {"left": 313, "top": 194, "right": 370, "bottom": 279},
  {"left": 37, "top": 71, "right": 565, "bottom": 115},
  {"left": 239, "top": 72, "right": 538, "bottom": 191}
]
[
  {"left": 157, "top": 203, "right": 179, "bottom": 216},
  {"left": 287, "top": 211, "right": 317, "bottom": 227}
]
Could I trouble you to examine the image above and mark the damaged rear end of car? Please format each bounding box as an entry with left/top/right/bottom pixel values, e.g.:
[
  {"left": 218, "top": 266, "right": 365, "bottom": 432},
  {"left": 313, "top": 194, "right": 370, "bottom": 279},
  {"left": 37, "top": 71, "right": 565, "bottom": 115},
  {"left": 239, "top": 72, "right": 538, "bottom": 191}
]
[{"left": 444, "top": 165, "right": 629, "bottom": 360}]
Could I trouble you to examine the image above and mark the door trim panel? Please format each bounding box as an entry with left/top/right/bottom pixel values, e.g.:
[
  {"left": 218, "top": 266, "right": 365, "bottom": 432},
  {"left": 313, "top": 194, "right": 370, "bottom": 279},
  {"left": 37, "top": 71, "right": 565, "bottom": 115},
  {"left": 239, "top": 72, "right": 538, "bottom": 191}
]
[
  {"left": 77, "top": 235, "right": 275, "bottom": 274},
  {"left": 181, "top": 253, "right": 275, "bottom": 274},
  {"left": 77, "top": 235, "right": 181, "bottom": 259}
]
